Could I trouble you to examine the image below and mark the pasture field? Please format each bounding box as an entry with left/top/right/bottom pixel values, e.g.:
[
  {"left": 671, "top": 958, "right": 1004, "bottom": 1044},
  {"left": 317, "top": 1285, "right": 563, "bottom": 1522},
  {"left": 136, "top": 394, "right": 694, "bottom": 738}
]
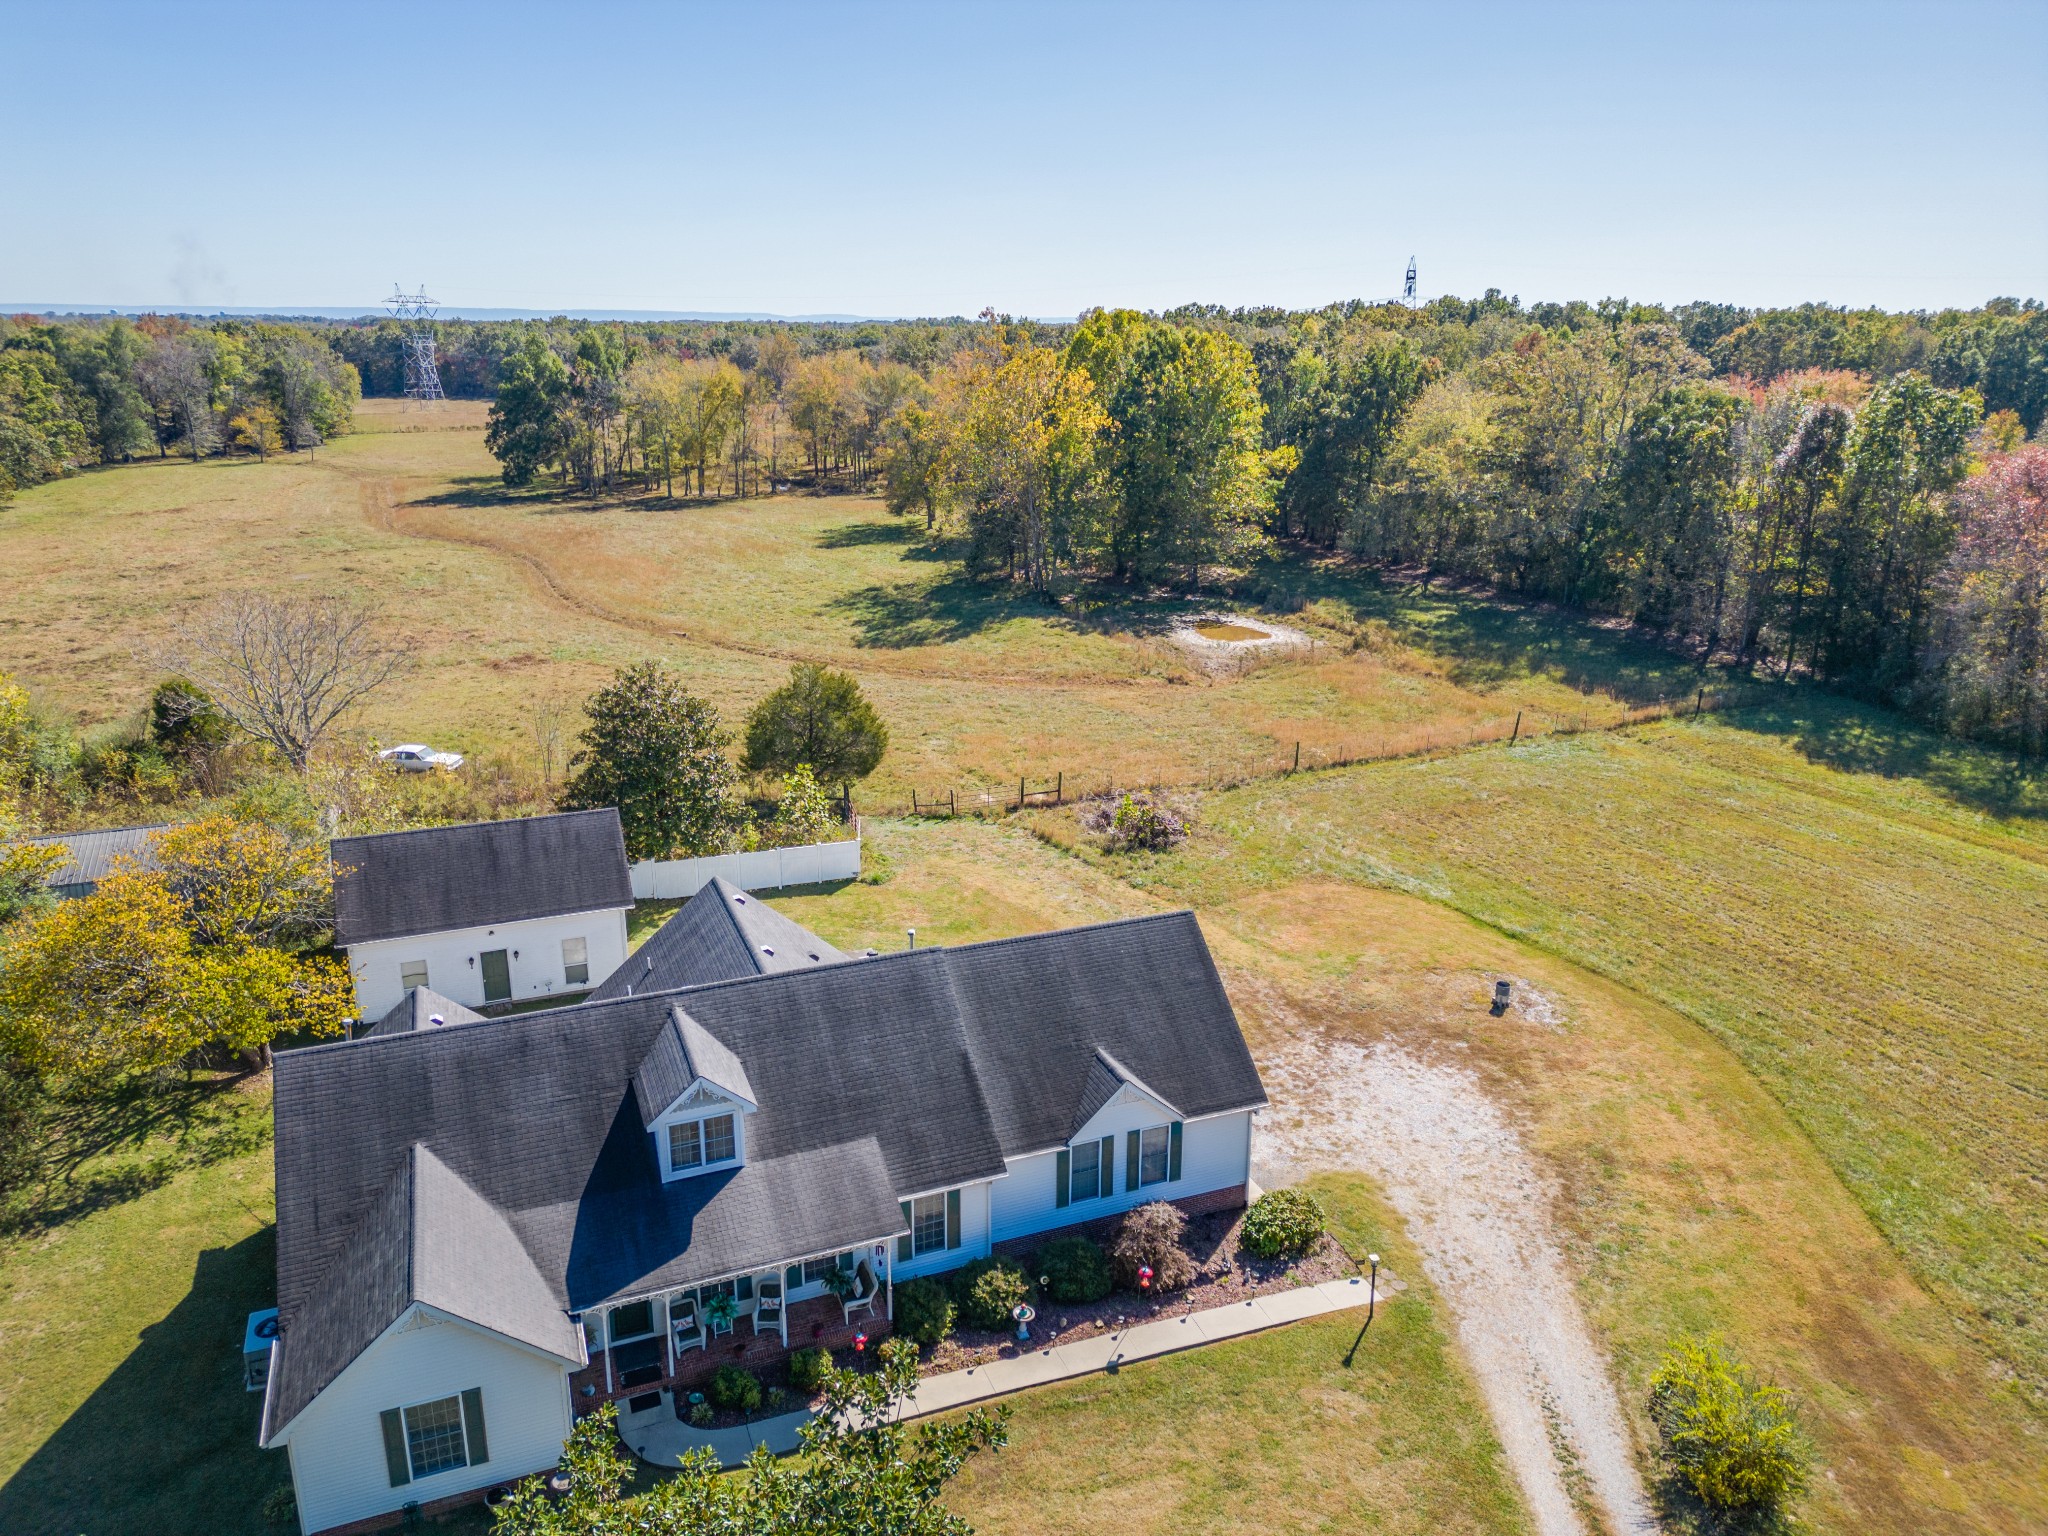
[
  {"left": 1028, "top": 704, "right": 2048, "bottom": 1422},
  {"left": 2, "top": 401, "right": 1749, "bottom": 808}
]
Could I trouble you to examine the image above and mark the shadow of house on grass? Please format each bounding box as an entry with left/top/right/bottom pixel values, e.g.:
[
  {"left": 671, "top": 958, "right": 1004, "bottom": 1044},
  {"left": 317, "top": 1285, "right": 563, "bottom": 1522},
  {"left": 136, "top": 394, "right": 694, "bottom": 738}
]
[{"left": 0, "top": 1232, "right": 288, "bottom": 1536}]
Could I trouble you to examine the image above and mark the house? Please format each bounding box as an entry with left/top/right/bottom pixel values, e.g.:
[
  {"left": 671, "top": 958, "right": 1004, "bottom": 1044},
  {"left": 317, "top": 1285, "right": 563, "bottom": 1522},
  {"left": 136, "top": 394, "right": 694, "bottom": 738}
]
[
  {"left": 332, "top": 809, "right": 635, "bottom": 1021},
  {"left": 24, "top": 821, "right": 167, "bottom": 899},
  {"left": 259, "top": 887, "right": 1266, "bottom": 1535}
]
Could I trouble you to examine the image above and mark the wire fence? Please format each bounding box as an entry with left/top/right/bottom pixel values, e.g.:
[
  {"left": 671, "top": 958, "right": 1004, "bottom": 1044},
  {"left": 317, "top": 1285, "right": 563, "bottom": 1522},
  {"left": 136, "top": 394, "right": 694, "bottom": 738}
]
[{"left": 857, "top": 682, "right": 1774, "bottom": 820}]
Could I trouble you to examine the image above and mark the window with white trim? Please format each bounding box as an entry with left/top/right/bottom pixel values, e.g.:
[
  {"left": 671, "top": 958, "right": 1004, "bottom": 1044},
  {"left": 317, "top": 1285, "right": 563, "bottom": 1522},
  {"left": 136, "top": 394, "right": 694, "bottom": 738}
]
[
  {"left": 668, "top": 1112, "right": 738, "bottom": 1174},
  {"left": 803, "top": 1252, "right": 850, "bottom": 1286},
  {"left": 1070, "top": 1138, "right": 1102, "bottom": 1202},
  {"left": 561, "top": 936, "right": 590, "bottom": 986},
  {"left": 399, "top": 959, "right": 428, "bottom": 991},
  {"left": 1139, "top": 1125, "right": 1171, "bottom": 1186},
  {"left": 910, "top": 1192, "right": 947, "bottom": 1255},
  {"left": 404, "top": 1395, "right": 467, "bottom": 1478}
]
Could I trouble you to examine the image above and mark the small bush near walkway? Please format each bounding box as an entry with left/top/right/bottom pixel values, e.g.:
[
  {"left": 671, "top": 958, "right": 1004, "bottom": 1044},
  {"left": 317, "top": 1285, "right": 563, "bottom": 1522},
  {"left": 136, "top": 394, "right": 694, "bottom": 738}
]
[
  {"left": 1648, "top": 1337, "right": 1808, "bottom": 1516},
  {"left": 1241, "top": 1187, "right": 1327, "bottom": 1258},
  {"left": 1109, "top": 1201, "right": 1197, "bottom": 1293},
  {"left": 894, "top": 1276, "right": 957, "bottom": 1346},
  {"left": 788, "top": 1345, "right": 832, "bottom": 1392},
  {"left": 708, "top": 1364, "right": 762, "bottom": 1414},
  {"left": 954, "top": 1257, "right": 1034, "bottom": 1330},
  {"left": 1032, "top": 1234, "right": 1113, "bottom": 1303}
]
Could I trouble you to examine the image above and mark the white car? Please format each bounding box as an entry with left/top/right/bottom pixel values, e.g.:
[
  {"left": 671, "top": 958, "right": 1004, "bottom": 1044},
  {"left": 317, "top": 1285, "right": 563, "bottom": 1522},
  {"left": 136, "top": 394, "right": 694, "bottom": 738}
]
[{"left": 378, "top": 744, "right": 465, "bottom": 773}]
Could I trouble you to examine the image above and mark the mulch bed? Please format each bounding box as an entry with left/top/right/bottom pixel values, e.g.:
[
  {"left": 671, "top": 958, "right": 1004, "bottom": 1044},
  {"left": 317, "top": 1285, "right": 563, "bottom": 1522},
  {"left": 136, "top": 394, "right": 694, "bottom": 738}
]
[
  {"left": 664, "top": 1207, "right": 1355, "bottom": 1428},
  {"left": 923, "top": 1205, "right": 1354, "bottom": 1374}
]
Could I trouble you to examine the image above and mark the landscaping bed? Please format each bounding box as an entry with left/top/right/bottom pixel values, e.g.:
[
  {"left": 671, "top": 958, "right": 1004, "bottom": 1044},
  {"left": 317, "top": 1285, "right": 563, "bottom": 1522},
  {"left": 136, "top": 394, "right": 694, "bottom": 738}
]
[{"left": 924, "top": 1202, "right": 1353, "bottom": 1374}]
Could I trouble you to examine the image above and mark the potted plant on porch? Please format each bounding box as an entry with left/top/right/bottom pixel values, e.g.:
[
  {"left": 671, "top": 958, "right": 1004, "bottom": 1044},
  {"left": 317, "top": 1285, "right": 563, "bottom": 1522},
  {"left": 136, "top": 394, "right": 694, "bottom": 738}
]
[{"left": 703, "top": 1291, "right": 740, "bottom": 1334}]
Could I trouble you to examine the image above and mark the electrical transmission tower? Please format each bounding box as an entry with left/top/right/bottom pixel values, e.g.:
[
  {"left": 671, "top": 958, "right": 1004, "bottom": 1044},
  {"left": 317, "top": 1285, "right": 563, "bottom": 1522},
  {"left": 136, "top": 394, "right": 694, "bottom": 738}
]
[
  {"left": 1402, "top": 256, "right": 1418, "bottom": 308},
  {"left": 386, "top": 285, "right": 445, "bottom": 401}
]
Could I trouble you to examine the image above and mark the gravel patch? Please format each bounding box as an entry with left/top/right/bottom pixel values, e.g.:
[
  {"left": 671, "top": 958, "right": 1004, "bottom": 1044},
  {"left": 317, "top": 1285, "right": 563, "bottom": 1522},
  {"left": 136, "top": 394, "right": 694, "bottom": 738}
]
[{"left": 1258, "top": 1033, "right": 1656, "bottom": 1536}]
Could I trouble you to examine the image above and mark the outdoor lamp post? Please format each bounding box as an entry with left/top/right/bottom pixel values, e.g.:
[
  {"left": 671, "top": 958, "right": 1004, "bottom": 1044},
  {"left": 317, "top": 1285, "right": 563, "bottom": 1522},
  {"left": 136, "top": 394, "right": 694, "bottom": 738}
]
[{"left": 1367, "top": 1253, "right": 1380, "bottom": 1322}]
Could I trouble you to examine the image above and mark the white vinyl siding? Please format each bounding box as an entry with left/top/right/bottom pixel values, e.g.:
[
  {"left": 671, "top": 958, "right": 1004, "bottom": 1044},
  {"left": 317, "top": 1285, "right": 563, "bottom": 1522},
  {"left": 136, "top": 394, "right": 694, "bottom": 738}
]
[
  {"left": 891, "top": 1181, "right": 993, "bottom": 1280},
  {"left": 343, "top": 907, "right": 631, "bottom": 1021},
  {"left": 276, "top": 1308, "right": 573, "bottom": 1536},
  {"left": 990, "top": 1109, "right": 1253, "bottom": 1245}
]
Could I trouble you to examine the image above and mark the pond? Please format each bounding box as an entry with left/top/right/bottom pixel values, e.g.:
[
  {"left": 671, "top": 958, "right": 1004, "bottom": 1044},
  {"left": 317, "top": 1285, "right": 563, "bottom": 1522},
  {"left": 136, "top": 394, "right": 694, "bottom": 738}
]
[{"left": 1192, "top": 622, "right": 1269, "bottom": 642}]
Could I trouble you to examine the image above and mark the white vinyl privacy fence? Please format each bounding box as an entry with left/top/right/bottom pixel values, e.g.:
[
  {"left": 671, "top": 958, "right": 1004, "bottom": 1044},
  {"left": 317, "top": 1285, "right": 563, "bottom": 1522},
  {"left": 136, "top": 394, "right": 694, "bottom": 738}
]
[{"left": 629, "top": 829, "right": 862, "bottom": 900}]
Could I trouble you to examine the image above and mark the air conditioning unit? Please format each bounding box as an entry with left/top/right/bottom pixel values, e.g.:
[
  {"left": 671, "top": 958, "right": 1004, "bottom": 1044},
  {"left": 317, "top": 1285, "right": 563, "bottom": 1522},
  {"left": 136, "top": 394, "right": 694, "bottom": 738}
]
[{"left": 244, "top": 1308, "right": 280, "bottom": 1392}]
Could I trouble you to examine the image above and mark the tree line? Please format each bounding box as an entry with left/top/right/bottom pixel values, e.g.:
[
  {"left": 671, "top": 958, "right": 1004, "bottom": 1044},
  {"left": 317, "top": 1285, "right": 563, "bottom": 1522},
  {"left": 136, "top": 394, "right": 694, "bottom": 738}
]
[{"left": 0, "top": 313, "right": 360, "bottom": 498}]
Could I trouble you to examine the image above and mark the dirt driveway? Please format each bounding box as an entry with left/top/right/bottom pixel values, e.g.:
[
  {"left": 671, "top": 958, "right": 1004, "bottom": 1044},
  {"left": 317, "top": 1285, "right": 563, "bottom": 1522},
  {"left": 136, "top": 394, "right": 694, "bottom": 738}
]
[{"left": 1257, "top": 1030, "right": 1658, "bottom": 1536}]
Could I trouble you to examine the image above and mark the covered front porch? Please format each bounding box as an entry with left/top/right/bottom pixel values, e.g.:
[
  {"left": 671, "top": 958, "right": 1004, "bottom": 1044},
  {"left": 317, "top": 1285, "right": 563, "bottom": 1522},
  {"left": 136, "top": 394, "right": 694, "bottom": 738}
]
[{"left": 571, "top": 1239, "right": 896, "bottom": 1411}]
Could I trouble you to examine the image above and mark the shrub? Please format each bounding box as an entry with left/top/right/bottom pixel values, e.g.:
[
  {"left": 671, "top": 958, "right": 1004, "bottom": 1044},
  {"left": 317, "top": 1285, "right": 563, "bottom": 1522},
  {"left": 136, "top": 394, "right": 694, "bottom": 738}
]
[
  {"left": 260, "top": 1483, "right": 297, "bottom": 1527},
  {"left": 893, "top": 1276, "right": 956, "bottom": 1346},
  {"left": 1079, "top": 790, "right": 1195, "bottom": 853},
  {"left": 877, "top": 1336, "right": 920, "bottom": 1373},
  {"left": 1033, "top": 1234, "right": 1113, "bottom": 1304},
  {"left": 788, "top": 1345, "right": 832, "bottom": 1393},
  {"left": 952, "top": 1258, "right": 1033, "bottom": 1331},
  {"left": 1648, "top": 1337, "right": 1808, "bottom": 1514},
  {"left": 1241, "top": 1188, "right": 1327, "bottom": 1259},
  {"left": 1109, "top": 1201, "right": 1197, "bottom": 1293},
  {"left": 687, "top": 1401, "right": 714, "bottom": 1428},
  {"left": 707, "top": 1364, "right": 762, "bottom": 1414}
]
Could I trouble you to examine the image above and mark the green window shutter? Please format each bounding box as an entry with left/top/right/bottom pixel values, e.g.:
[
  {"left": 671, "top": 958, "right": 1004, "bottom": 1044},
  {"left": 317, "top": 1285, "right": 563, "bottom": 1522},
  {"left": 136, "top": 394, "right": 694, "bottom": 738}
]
[
  {"left": 380, "top": 1407, "right": 411, "bottom": 1487},
  {"left": 460, "top": 1387, "right": 489, "bottom": 1466},
  {"left": 786, "top": 1264, "right": 803, "bottom": 1291},
  {"left": 1126, "top": 1130, "right": 1141, "bottom": 1192},
  {"left": 1169, "top": 1122, "right": 1184, "bottom": 1182},
  {"left": 1055, "top": 1149, "right": 1070, "bottom": 1208},
  {"left": 1100, "top": 1135, "right": 1115, "bottom": 1198},
  {"left": 946, "top": 1188, "right": 962, "bottom": 1249},
  {"left": 898, "top": 1200, "right": 913, "bottom": 1262}
]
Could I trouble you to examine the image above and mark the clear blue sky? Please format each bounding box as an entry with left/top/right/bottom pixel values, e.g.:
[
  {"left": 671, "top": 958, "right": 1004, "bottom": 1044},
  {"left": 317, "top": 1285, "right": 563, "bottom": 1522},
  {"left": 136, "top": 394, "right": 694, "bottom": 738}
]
[{"left": 2, "top": 0, "right": 2042, "bottom": 316}]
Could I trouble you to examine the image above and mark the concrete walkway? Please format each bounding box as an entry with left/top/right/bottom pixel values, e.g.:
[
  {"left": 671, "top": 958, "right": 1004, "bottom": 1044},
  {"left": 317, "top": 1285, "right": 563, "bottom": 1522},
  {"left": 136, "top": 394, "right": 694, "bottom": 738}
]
[{"left": 620, "top": 1274, "right": 1392, "bottom": 1471}]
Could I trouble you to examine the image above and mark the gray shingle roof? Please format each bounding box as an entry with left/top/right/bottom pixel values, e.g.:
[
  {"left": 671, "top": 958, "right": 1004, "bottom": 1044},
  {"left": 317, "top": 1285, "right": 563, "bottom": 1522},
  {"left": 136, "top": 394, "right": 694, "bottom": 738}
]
[
  {"left": 1071, "top": 1047, "right": 1179, "bottom": 1136},
  {"left": 25, "top": 823, "right": 168, "bottom": 890},
  {"left": 632, "top": 1006, "right": 757, "bottom": 1127},
  {"left": 361, "top": 986, "right": 487, "bottom": 1040},
  {"left": 589, "top": 877, "right": 844, "bottom": 1001},
  {"left": 262, "top": 1143, "right": 581, "bottom": 1442},
  {"left": 331, "top": 809, "right": 633, "bottom": 948},
  {"left": 269, "top": 907, "right": 1263, "bottom": 1435}
]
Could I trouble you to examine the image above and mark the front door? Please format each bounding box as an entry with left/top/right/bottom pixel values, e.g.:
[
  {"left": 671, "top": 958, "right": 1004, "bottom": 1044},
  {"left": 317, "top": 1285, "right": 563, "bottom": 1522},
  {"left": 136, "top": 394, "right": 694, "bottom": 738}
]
[{"left": 480, "top": 949, "right": 511, "bottom": 1003}]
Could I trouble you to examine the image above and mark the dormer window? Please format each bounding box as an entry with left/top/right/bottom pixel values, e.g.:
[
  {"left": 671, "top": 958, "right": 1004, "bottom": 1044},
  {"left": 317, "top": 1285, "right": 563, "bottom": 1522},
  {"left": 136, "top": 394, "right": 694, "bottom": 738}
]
[{"left": 668, "top": 1112, "right": 737, "bottom": 1172}]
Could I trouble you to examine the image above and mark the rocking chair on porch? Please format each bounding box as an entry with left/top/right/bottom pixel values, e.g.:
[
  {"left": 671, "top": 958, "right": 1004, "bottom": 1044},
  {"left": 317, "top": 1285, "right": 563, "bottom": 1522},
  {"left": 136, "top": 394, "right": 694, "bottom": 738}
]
[
  {"left": 840, "top": 1259, "right": 878, "bottom": 1325},
  {"left": 671, "top": 1296, "right": 706, "bottom": 1358},
  {"left": 752, "top": 1275, "right": 787, "bottom": 1345}
]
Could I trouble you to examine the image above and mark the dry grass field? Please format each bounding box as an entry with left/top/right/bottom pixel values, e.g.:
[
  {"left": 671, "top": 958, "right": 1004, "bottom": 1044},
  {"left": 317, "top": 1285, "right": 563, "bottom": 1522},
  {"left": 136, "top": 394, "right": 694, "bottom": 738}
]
[{"left": 2, "top": 401, "right": 1742, "bottom": 805}]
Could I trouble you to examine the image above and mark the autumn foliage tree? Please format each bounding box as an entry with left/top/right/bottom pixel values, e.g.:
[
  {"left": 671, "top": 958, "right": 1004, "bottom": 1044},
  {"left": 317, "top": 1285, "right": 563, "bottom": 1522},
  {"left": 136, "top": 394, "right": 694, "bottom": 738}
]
[{"left": 0, "top": 819, "right": 350, "bottom": 1080}]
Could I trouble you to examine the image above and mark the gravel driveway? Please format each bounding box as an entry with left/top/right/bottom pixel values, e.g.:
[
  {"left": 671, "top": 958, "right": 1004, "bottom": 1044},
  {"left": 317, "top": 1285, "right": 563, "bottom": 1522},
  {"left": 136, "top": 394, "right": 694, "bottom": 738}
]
[{"left": 1258, "top": 1032, "right": 1658, "bottom": 1536}]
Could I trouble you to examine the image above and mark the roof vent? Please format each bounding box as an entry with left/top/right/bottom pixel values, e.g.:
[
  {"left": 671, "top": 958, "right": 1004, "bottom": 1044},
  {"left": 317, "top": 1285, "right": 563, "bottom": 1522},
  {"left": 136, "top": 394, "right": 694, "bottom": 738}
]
[
  {"left": 864, "top": 947, "right": 878, "bottom": 958},
  {"left": 761, "top": 945, "right": 775, "bottom": 956},
  {"left": 733, "top": 894, "right": 748, "bottom": 904},
  {"left": 807, "top": 952, "right": 819, "bottom": 962},
  {"left": 428, "top": 1013, "right": 445, "bottom": 1027}
]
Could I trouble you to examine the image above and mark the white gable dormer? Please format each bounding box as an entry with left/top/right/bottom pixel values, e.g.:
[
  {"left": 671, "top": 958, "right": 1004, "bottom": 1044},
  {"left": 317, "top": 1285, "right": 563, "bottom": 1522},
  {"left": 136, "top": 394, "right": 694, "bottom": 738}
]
[{"left": 633, "top": 1005, "right": 759, "bottom": 1183}]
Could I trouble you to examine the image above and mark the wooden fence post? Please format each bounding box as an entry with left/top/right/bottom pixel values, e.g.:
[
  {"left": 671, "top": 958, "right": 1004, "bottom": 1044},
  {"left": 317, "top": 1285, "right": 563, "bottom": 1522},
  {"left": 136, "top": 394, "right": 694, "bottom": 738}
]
[
  {"left": 1509, "top": 711, "right": 1521, "bottom": 746},
  {"left": 1292, "top": 741, "right": 1301, "bottom": 773},
  {"left": 1694, "top": 688, "right": 1704, "bottom": 718},
  {"left": 1056, "top": 771, "right": 1063, "bottom": 804}
]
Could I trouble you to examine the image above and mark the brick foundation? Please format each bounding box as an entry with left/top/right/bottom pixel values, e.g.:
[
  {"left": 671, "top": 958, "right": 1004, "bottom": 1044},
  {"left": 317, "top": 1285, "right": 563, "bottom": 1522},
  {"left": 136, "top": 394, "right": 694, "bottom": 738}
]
[{"left": 309, "top": 1481, "right": 505, "bottom": 1536}]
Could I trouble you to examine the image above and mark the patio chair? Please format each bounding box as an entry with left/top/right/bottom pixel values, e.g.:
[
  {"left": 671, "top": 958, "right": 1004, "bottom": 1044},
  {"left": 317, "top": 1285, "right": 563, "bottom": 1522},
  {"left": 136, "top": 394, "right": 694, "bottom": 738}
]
[
  {"left": 671, "top": 1296, "right": 706, "bottom": 1357},
  {"left": 840, "top": 1259, "right": 878, "bottom": 1325},
  {"left": 752, "top": 1275, "right": 787, "bottom": 1345}
]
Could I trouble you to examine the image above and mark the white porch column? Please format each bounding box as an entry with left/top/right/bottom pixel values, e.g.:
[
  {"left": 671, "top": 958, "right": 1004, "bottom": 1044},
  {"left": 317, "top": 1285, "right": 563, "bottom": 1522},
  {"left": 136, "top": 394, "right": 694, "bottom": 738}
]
[
  {"left": 602, "top": 1307, "right": 614, "bottom": 1394},
  {"left": 663, "top": 1293, "right": 674, "bottom": 1378},
  {"left": 884, "top": 1241, "right": 894, "bottom": 1321}
]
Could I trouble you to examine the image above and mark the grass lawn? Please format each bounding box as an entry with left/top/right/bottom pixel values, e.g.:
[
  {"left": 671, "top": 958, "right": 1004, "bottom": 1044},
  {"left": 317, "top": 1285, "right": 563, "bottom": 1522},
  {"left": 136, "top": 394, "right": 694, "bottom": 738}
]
[
  {"left": 942, "top": 1173, "right": 1529, "bottom": 1536},
  {"left": 0, "top": 1077, "right": 286, "bottom": 1536}
]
